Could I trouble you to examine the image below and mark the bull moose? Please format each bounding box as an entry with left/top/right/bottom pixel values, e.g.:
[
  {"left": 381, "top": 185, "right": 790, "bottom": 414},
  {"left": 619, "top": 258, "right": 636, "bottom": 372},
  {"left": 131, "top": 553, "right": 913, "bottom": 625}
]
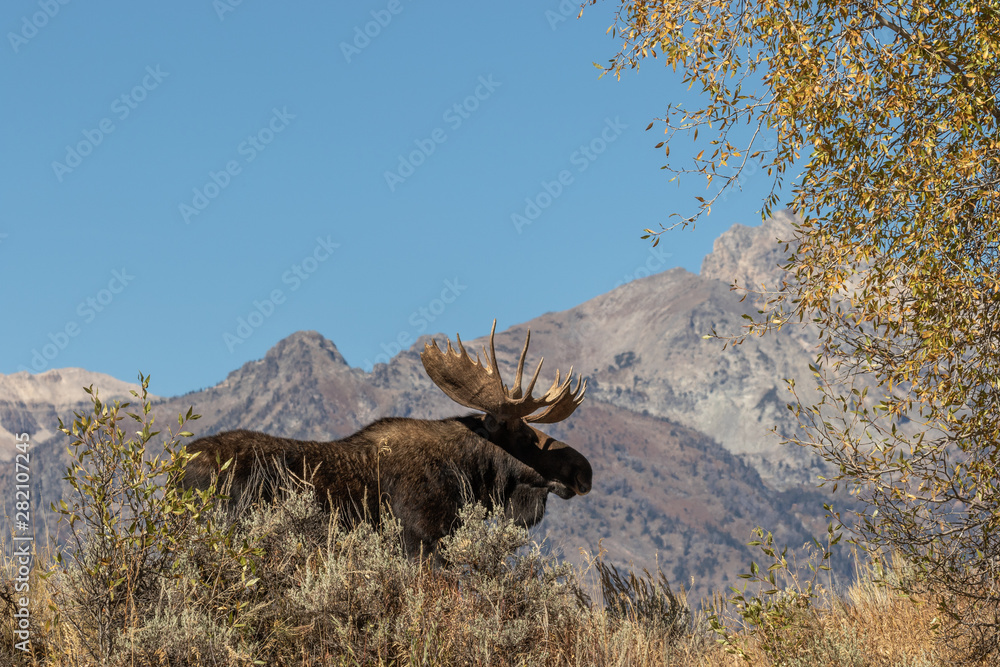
[{"left": 183, "top": 321, "right": 591, "bottom": 556}]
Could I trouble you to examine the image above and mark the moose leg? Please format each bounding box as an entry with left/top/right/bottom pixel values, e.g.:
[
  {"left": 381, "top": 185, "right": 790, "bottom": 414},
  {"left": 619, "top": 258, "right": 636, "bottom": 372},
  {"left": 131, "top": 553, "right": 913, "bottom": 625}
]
[
  {"left": 391, "top": 491, "right": 459, "bottom": 561},
  {"left": 400, "top": 526, "right": 438, "bottom": 561}
]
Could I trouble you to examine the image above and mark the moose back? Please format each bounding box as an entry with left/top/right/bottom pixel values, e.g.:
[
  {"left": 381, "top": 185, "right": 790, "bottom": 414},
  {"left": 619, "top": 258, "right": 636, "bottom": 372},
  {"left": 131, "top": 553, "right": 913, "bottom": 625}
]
[{"left": 183, "top": 322, "right": 591, "bottom": 556}]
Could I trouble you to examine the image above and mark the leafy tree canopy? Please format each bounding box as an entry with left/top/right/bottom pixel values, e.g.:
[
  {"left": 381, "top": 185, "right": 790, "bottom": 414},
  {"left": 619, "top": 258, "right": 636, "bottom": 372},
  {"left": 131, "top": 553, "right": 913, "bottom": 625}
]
[{"left": 589, "top": 0, "right": 1000, "bottom": 656}]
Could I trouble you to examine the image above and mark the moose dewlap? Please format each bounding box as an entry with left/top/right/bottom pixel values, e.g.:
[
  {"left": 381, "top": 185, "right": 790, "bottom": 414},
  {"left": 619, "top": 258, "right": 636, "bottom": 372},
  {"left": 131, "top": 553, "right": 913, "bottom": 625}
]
[{"left": 183, "top": 321, "right": 591, "bottom": 556}]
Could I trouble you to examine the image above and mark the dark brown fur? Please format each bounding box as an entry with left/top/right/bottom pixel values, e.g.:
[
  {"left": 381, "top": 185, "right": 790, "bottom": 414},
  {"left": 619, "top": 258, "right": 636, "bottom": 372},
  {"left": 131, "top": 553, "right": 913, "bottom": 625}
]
[{"left": 183, "top": 415, "right": 592, "bottom": 556}]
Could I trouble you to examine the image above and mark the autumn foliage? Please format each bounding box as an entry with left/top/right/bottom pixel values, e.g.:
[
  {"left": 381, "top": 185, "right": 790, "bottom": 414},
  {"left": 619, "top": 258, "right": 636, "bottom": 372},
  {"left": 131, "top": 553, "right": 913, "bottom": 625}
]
[{"left": 593, "top": 0, "right": 1000, "bottom": 659}]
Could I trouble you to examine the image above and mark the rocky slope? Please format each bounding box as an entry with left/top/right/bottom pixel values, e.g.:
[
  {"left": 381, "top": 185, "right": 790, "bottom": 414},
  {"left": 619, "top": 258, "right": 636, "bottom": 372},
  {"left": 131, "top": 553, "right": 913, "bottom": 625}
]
[{"left": 700, "top": 208, "right": 798, "bottom": 297}]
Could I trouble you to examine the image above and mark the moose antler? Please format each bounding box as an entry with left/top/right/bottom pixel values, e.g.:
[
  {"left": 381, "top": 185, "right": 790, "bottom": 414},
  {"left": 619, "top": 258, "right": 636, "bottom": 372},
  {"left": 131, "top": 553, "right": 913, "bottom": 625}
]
[{"left": 421, "top": 320, "right": 586, "bottom": 423}]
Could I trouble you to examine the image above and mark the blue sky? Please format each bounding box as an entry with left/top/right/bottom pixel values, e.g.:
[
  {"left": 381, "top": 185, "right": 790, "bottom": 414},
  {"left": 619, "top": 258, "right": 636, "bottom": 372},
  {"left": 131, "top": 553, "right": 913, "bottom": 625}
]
[{"left": 1, "top": 1, "right": 778, "bottom": 397}]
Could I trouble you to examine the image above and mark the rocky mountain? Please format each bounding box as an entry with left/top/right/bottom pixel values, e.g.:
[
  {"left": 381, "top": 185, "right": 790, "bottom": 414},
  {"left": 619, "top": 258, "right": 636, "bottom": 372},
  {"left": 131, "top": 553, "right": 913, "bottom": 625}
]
[
  {"left": 1, "top": 211, "right": 851, "bottom": 599},
  {"left": 0, "top": 368, "right": 151, "bottom": 453},
  {"left": 701, "top": 208, "right": 798, "bottom": 296},
  {"left": 152, "top": 211, "right": 818, "bottom": 487}
]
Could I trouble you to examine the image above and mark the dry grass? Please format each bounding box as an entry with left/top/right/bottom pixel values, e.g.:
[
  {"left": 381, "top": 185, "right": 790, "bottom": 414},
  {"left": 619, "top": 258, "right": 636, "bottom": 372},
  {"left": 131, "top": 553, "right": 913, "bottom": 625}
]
[{"left": 1, "top": 490, "right": 992, "bottom": 667}]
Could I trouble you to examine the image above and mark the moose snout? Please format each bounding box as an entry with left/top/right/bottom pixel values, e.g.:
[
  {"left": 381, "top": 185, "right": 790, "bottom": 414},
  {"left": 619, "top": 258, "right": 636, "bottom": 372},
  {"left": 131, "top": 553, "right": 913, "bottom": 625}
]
[{"left": 567, "top": 455, "right": 593, "bottom": 496}]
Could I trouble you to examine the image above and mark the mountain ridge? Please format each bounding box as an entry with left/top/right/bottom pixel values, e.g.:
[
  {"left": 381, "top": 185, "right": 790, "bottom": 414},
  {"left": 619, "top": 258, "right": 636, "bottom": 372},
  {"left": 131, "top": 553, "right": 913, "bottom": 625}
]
[{"left": 1, "top": 212, "right": 851, "bottom": 598}]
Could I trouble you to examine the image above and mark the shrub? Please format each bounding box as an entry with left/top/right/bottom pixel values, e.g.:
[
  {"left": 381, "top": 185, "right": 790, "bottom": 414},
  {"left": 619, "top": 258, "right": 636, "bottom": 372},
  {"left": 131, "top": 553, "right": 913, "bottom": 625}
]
[
  {"left": 595, "top": 556, "right": 691, "bottom": 644},
  {"left": 48, "top": 373, "right": 258, "bottom": 666}
]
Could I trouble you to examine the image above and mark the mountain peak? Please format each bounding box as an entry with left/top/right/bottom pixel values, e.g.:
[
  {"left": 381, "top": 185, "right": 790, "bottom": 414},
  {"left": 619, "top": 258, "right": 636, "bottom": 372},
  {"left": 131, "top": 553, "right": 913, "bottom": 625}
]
[
  {"left": 701, "top": 210, "right": 798, "bottom": 289},
  {"left": 265, "top": 330, "right": 348, "bottom": 367}
]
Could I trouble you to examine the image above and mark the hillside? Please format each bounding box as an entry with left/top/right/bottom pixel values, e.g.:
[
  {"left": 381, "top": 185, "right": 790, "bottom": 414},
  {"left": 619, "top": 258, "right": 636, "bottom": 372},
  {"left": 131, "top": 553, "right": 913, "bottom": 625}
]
[{"left": 0, "top": 212, "right": 851, "bottom": 597}]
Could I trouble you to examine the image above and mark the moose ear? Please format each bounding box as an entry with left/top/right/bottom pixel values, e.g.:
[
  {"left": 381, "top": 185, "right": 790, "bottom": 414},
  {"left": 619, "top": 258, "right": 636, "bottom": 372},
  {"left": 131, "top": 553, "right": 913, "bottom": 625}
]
[{"left": 529, "top": 426, "right": 568, "bottom": 451}]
